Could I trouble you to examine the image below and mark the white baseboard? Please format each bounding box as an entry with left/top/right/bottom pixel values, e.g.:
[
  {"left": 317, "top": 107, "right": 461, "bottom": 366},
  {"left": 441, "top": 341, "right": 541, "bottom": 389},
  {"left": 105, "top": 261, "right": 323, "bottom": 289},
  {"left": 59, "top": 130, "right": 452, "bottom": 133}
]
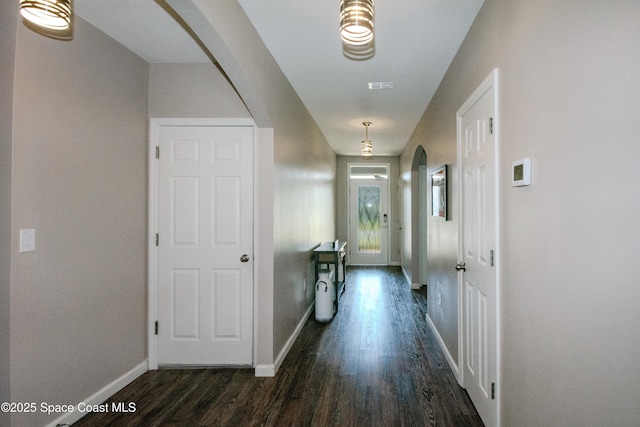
[
  {"left": 425, "top": 313, "right": 461, "bottom": 383},
  {"left": 400, "top": 266, "right": 422, "bottom": 290},
  {"left": 46, "top": 360, "right": 148, "bottom": 427},
  {"left": 254, "top": 364, "right": 276, "bottom": 377},
  {"left": 389, "top": 261, "right": 401, "bottom": 266},
  {"left": 401, "top": 266, "right": 411, "bottom": 285},
  {"left": 255, "top": 303, "right": 314, "bottom": 378}
]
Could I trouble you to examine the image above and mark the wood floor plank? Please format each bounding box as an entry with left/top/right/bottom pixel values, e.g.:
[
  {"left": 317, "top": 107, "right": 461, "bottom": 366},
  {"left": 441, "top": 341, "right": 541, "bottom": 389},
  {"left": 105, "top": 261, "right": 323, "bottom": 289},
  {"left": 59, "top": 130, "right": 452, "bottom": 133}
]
[{"left": 74, "top": 267, "right": 483, "bottom": 427}]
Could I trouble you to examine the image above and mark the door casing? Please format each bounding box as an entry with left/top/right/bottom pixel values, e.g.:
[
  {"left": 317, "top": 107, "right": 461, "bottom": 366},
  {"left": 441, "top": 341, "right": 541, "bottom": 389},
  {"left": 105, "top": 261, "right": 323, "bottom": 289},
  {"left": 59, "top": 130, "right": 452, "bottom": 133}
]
[{"left": 347, "top": 162, "right": 390, "bottom": 266}]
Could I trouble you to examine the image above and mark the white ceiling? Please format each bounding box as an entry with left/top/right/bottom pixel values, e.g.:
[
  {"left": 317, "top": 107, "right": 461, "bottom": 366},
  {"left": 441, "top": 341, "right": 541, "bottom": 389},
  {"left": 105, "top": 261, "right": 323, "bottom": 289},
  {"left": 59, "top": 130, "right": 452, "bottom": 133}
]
[{"left": 75, "top": 0, "right": 484, "bottom": 156}]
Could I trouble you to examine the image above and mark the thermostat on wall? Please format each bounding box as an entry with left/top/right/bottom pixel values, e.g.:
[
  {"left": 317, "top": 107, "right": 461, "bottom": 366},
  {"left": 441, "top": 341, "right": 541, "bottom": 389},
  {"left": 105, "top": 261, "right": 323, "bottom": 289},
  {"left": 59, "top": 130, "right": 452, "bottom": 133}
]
[{"left": 512, "top": 158, "right": 531, "bottom": 187}]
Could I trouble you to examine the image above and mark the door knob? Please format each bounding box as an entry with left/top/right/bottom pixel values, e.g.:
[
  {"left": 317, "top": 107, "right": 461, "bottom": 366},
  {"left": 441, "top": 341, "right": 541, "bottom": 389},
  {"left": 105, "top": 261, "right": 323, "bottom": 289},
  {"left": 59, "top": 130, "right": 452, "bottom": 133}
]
[
  {"left": 240, "top": 254, "right": 250, "bottom": 263},
  {"left": 455, "top": 262, "right": 466, "bottom": 271}
]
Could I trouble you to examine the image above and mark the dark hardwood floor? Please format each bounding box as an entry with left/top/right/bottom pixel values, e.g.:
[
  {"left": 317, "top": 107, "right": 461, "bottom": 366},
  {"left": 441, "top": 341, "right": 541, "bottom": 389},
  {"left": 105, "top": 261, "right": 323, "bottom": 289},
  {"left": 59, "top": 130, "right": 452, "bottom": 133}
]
[{"left": 74, "top": 266, "right": 483, "bottom": 426}]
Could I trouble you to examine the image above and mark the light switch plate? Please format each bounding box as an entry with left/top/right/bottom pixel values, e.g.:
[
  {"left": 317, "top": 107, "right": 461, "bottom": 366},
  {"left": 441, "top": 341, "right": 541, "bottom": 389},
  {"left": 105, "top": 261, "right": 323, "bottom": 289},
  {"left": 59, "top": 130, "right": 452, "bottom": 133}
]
[{"left": 20, "top": 229, "right": 35, "bottom": 253}]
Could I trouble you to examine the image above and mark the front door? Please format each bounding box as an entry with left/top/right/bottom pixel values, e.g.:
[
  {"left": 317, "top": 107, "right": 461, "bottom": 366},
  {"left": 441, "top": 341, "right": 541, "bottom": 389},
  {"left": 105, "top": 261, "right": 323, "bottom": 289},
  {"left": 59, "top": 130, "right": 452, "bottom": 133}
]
[
  {"left": 348, "top": 164, "right": 389, "bottom": 265},
  {"left": 458, "top": 70, "right": 499, "bottom": 426},
  {"left": 156, "top": 124, "right": 254, "bottom": 365}
]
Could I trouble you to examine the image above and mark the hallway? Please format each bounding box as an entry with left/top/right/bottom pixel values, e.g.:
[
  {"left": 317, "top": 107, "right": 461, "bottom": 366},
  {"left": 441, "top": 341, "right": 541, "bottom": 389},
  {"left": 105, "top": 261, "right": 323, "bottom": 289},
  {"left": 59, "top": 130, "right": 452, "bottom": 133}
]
[{"left": 75, "top": 267, "right": 483, "bottom": 426}]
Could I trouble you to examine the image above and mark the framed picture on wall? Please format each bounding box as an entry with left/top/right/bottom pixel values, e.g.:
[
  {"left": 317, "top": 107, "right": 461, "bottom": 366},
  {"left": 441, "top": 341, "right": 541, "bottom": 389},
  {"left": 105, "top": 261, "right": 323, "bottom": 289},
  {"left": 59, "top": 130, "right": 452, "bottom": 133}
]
[{"left": 431, "top": 165, "right": 447, "bottom": 220}]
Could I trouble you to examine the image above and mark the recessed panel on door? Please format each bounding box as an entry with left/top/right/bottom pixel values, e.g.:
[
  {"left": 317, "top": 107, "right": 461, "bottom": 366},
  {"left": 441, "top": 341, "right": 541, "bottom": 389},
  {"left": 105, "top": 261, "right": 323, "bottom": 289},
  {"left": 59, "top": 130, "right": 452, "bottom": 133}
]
[
  {"left": 171, "top": 269, "right": 200, "bottom": 340},
  {"left": 478, "top": 165, "right": 488, "bottom": 265},
  {"left": 212, "top": 140, "right": 241, "bottom": 164},
  {"left": 465, "top": 128, "right": 474, "bottom": 157},
  {"left": 171, "top": 139, "right": 200, "bottom": 164},
  {"left": 172, "top": 177, "right": 200, "bottom": 246},
  {"left": 465, "top": 281, "right": 476, "bottom": 376},
  {"left": 464, "top": 168, "right": 475, "bottom": 260},
  {"left": 478, "top": 291, "right": 489, "bottom": 398},
  {"left": 212, "top": 177, "right": 240, "bottom": 246},
  {"left": 212, "top": 269, "right": 241, "bottom": 339}
]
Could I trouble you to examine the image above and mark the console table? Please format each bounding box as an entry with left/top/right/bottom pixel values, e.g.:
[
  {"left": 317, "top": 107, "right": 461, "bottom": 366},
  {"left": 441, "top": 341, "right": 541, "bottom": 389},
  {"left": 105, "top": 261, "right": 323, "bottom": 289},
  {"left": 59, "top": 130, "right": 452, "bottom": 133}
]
[{"left": 314, "top": 241, "right": 347, "bottom": 313}]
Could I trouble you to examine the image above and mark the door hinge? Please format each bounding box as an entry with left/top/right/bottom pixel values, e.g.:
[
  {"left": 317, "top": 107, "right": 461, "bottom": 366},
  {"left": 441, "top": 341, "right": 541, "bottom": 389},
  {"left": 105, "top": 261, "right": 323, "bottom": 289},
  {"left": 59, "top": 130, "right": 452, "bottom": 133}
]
[
  {"left": 491, "top": 382, "right": 496, "bottom": 399},
  {"left": 489, "top": 117, "right": 494, "bottom": 135},
  {"left": 155, "top": 146, "right": 160, "bottom": 159},
  {"left": 155, "top": 233, "right": 159, "bottom": 246},
  {"left": 154, "top": 321, "right": 159, "bottom": 335},
  {"left": 490, "top": 249, "right": 494, "bottom": 267}
]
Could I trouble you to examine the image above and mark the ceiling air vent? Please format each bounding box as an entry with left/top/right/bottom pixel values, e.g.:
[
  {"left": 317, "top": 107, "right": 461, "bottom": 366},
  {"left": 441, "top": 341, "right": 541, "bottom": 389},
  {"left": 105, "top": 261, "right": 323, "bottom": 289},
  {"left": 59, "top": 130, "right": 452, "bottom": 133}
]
[{"left": 368, "top": 82, "right": 394, "bottom": 90}]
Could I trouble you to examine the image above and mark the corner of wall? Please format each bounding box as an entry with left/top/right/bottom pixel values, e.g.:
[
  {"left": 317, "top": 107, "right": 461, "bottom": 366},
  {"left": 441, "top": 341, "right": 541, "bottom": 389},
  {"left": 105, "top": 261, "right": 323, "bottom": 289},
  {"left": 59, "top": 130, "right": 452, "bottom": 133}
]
[
  {"left": 0, "top": 4, "right": 17, "bottom": 425},
  {"left": 256, "top": 127, "right": 275, "bottom": 367}
]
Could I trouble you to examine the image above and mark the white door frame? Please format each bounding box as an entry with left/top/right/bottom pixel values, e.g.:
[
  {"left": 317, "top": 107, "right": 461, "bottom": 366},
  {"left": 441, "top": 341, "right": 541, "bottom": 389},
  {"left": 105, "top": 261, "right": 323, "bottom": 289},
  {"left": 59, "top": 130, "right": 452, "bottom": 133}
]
[
  {"left": 347, "top": 162, "right": 390, "bottom": 265},
  {"left": 456, "top": 69, "right": 501, "bottom": 425},
  {"left": 418, "top": 162, "right": 428, "bottom": 285},
  {"left": 147, "top": 118, "right": 258, "bottom": 369}
]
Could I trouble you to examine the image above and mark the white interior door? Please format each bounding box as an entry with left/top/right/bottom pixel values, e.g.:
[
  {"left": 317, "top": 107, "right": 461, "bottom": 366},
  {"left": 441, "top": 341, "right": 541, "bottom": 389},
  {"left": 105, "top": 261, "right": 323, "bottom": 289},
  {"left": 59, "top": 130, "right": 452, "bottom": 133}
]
[
  {"left": 458, "top": 71, "right": 499, "bottom": 426},
  {"left": 348, "top": 164, "right": 389, "bottom": 265},
  {"left": 156, "top": 124, "right": 253, "bottom": 366}
]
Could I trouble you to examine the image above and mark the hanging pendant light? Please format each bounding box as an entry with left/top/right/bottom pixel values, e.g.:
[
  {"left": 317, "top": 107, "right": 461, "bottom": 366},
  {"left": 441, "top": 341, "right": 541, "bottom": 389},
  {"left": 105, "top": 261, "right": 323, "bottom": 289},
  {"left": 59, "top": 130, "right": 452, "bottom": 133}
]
[
  {"left": 361, "top": 122, "right": 373, "bottom": 157},
  {"left": 20, "top": 0, "right": 72, "bottom": 35},
  {"left": 340, "top": 0, "right": 374, "bottom": 46}
]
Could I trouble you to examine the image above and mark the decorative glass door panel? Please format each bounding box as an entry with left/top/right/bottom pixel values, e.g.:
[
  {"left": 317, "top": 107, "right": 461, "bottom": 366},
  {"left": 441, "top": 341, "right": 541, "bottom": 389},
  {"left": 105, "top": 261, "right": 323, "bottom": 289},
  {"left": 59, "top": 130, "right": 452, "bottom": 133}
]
[{"left": 358, "top": 186, "right": 381, "bottom": 254}]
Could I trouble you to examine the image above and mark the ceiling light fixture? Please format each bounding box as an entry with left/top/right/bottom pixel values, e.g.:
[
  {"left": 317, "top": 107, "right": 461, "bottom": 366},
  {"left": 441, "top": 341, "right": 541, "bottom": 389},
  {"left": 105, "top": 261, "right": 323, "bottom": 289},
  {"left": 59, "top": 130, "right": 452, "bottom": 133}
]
[
  {"left": 361, "top": 122, "right": 373, "bottom": 157},
  {"left": 340, "top": 0, "right": 374, "bottom": 46},
  {"left": 20, "top": 0, "right": 72, "bottom": 36}
]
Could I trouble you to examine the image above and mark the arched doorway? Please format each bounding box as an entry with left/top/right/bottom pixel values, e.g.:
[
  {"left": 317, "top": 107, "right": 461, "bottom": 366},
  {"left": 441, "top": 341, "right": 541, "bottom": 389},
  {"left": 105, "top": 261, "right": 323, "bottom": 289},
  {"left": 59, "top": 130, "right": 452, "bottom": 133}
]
[{"left": 411, "top": 146, "right": 427, "bottom": 288}]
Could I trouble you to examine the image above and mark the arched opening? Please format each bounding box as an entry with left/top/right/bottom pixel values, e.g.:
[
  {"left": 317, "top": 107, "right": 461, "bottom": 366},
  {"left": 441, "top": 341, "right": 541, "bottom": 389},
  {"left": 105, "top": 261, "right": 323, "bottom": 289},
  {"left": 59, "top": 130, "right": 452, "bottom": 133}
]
[{"left": 411, "top": 145, "right": 428, "bottom": 289}]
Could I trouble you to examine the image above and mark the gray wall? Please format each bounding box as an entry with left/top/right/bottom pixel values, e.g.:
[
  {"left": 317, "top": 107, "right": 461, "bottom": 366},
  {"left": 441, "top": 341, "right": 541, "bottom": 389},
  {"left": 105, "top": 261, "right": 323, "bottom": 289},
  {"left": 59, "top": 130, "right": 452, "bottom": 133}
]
[
  {"left": 0, "top": 5, "right": 17, "bottom": 427},
  {"left": 9, "top": 17, "right": 149, "bottom": 426},
  {"left": 149, "top": 63, "right": 250, "bottom": 118},
  {"left": 400, "top": 0, "right": 640, "bottom": 424}
]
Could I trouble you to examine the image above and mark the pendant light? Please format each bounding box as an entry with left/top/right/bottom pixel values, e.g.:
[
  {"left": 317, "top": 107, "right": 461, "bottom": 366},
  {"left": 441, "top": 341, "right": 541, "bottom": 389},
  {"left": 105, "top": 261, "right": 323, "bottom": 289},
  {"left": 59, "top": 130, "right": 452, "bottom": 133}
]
[
  {"left": 340, "top": 0, "right": 374, "bottom": 46},
  {"left": 20, "top": 0, "right": 72, "bottom": 38},
  {"left": 361, "top": 122, "right": 373, "bottom": 157}
]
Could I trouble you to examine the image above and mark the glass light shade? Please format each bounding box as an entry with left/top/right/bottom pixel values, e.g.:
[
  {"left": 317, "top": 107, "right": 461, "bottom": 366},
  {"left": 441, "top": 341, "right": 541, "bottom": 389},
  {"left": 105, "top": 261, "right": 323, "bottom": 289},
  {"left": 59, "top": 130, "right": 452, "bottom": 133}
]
[
  {"left": 361, "top": 139, "right": 373, "bottom": 157},
  {"left": 20, "top": 0, "right": 71, "bottom": 31},
  {"left": 340, "top": 0, "right": 374, "bottom": 46}
]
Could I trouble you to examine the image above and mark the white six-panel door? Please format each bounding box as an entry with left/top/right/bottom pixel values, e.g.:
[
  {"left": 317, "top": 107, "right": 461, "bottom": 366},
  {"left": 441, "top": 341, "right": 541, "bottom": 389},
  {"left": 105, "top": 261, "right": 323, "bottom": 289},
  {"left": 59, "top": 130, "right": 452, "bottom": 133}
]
[
  {"left": 155, "top": 124, "right": 254, "bottom": 366},
  {"left": 458, "top": 71, "right": 499, "bottom": 427}
]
